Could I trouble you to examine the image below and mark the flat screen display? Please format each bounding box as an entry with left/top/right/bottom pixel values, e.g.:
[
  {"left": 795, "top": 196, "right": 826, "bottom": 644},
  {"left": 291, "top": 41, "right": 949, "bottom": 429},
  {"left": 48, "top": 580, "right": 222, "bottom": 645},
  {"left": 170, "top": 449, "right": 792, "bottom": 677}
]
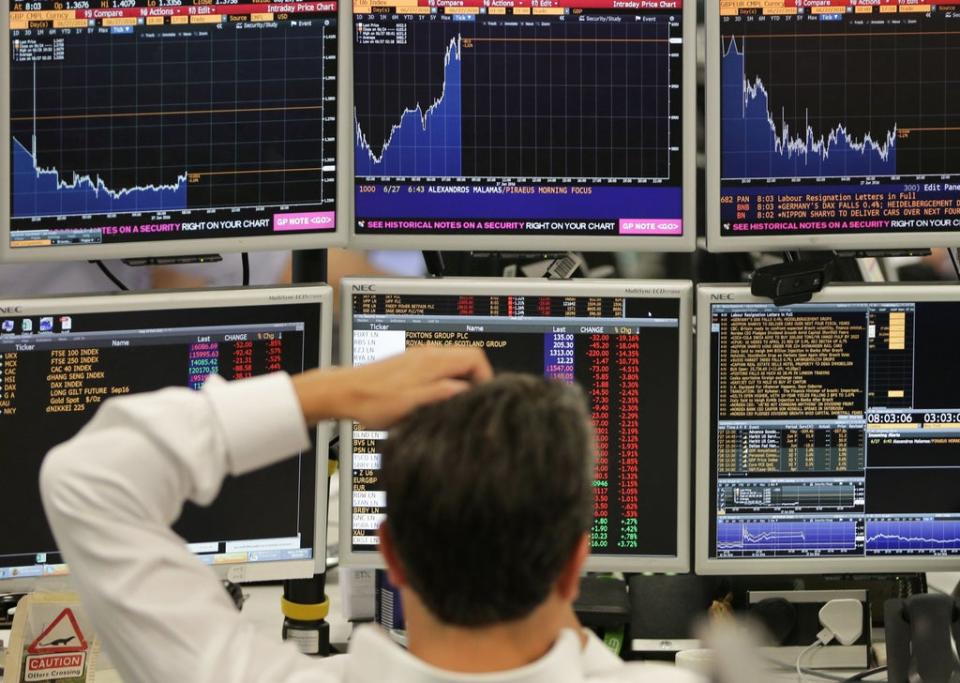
[
  {"left": 351, "top": 0, "right": 693, "bottom": 249},
  {"left": 4, "top": 0, "right": 340, "bottom": 260},
  {"left": 342, "top": 279, "right": 692, "bottom": 572},
  {"left": 709, "top": 0, "right": 960, "bottom": 250},
  {"left": 0, "top": 287, "right": 329, "bottom": 584},
  {"left": 699, "top": 286, "right": 960, "bottom": 573}
]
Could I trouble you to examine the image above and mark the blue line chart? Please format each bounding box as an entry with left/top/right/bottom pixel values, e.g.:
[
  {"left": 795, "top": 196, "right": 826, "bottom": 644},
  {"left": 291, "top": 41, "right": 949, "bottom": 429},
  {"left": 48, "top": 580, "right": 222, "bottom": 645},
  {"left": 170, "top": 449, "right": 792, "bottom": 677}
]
[
  {"left": 866, "top": 519, "right": 960, "bottom": 553},
  {"left": 13, "top": 136, "right": 188, "bottom": 218},
  {"left": 354, "top": 36, "right": 462, "bottom": 178},
  {"left": 721, "top": 37, "right": 897, "bottom": 180},
  {"left": 717, "top": 519, "right": 858, "bottom": 553}
]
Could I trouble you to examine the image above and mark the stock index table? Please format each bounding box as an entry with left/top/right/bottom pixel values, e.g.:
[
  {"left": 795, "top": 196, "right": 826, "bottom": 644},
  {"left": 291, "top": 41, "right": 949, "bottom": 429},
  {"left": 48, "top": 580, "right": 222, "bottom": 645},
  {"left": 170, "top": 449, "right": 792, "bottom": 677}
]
[
  {"left": 0, "top": 299, "right": 322, "bottom": 580},
  {"left": 346, "top": 286, "right": 688, "bottom": 570}
]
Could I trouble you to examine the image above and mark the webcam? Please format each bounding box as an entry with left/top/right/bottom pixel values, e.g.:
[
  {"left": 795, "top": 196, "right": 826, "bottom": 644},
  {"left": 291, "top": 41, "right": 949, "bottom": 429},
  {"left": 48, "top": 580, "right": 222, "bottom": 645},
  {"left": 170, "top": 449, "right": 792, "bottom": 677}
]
[{"left": 751, "top": 257, "right": 835, "bottom": 306}]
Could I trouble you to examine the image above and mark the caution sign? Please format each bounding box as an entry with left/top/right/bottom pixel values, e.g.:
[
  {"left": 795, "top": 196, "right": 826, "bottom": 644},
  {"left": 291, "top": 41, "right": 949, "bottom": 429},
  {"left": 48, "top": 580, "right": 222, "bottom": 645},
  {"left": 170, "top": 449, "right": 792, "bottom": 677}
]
[
  {"left": 24, "top": 653, "right": 86, "bottom": 681},
  {"left": 2, "top": 593, "right": 99, "bottom": 683},
  {"left": 23, "top": 607, "right": 88, "bottom": 680}
]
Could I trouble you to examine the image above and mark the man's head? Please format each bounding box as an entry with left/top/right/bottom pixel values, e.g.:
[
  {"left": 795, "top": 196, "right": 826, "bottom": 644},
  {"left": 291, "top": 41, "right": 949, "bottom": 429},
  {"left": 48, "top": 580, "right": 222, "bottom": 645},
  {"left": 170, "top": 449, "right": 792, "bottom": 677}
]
[{"left": 378, "top": 373, "right": 595, "bottom": 628}]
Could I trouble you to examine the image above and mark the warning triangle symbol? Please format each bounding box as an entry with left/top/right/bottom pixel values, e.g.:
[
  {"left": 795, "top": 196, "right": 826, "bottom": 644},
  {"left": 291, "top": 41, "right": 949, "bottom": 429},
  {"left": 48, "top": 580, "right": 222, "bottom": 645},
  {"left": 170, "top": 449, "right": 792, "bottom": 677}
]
[{"left": 27, "top": 607, "right": 88, "bottom": 654}]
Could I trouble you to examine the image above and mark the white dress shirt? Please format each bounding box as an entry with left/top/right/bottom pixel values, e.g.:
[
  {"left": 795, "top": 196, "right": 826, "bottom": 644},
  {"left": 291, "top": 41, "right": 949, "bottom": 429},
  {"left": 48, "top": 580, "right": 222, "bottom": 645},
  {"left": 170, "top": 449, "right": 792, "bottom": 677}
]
[{"left": 40, "top": 373, "right": 702, "bottom": 683}]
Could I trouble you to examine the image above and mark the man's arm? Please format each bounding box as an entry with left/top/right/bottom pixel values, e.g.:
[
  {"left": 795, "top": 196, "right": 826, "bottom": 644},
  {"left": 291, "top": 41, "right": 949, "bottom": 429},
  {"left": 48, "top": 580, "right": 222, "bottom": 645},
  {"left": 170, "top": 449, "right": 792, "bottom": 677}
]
[{"left": 40, "top": 347, "right": 492, "bottom": 683}]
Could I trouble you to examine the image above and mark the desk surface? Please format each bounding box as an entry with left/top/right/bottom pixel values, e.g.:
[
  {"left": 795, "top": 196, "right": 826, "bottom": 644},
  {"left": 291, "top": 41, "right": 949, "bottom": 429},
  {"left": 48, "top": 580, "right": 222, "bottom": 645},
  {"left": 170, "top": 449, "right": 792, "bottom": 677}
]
[
  {"left": 0, "top": 574, "right": 937, "bottom": 683},
  {"left": 3, "top": 481, "right": 956, "bottom": 683}
]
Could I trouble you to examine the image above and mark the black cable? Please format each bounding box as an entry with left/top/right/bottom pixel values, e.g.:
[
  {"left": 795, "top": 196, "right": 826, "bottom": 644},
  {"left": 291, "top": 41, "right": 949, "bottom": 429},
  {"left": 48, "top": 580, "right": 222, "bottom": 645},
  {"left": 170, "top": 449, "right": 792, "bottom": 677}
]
[
  {"left": 838, "top": 665, "right": 887, "bottom": 682},
  {"left": 764, "top": 652, "right": 886, "bottom": 683},
  {"left": 91, "top": 260, "right": 129, "bottom": 291},
  {"left": 241, "top": 252, "right": 251, "bottom": 286}
]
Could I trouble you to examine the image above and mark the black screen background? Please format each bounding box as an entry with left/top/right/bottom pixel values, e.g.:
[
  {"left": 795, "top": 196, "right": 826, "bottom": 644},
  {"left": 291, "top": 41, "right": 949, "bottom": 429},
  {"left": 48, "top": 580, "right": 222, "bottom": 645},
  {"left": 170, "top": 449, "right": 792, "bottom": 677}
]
[{"left": 0, "top": 303, "right": 321, "bottom": 567}]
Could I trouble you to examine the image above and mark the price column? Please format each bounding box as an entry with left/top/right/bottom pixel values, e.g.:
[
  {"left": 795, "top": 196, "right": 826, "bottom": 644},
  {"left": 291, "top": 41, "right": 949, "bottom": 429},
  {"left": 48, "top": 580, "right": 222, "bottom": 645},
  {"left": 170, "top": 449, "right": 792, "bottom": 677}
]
[
  {"left": 587, "top": 334, "right": 612, "bottom": 550},
  {"left": 616, "top": 334, "right": 640, "bottom": 550},
  {"left": 264, "top": 338, "right": 284, "bottom": 373},
  {"left": 544, "top": 332, "right": 575, "bottom": 383},
  {"left": 188, "top": 341, "right": 220, "bottom": 389},
  {"left": 231, "top": 341, "right": 255, "bottom": 380}
]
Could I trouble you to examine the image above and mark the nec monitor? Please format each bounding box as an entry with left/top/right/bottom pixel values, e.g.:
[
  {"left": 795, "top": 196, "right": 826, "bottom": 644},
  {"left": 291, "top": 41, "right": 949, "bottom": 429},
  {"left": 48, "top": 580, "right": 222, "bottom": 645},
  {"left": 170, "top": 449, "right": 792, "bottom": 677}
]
[
  {"left": 340, "top": 277, "right": 692, "bottom": 572},
  {"left": 1, "top": 0, "right": 345, "bottom": 263},
  {"left": 706, "top": 0, "right": 960, "bottom": 251},
  {"left": 0, "top": 285, "right": 331, "bottom": 593},
  {"left": 698, "top": 283, "right": 960, "bottom": 574},
  {"left": 347, "top": 0, "right": 695, "bottom": 251}
]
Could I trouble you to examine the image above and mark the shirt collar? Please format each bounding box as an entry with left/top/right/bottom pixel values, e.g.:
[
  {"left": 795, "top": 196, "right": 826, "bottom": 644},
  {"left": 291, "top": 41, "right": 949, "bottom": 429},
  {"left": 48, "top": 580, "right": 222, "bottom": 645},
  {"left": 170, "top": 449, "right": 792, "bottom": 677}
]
[{"left": 345, "top": 625, "right": 593, "bottom": 683}]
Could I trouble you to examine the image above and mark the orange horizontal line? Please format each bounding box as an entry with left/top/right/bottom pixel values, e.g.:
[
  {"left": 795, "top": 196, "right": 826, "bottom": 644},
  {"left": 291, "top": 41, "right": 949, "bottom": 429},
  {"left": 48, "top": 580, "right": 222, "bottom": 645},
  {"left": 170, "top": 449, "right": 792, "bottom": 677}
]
[
  {"left": 469, "top": 37, "right": 668, "bottom": 42},
  {"left": 190, "top": 167, "right": 323, "bottom": 177},
  {"left": 11, "top": 104, "right": 323, "bottom": 123},
  {"left": 900, "top": 126, "right": 960, "bottom": 133}
]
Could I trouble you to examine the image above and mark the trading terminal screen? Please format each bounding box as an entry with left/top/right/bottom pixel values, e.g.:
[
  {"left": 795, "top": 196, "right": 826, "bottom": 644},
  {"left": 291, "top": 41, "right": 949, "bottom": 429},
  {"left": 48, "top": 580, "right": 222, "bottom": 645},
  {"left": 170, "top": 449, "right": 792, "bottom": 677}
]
[
  {"left": 0, "top": 302, "right": 321, "bottom": 579},
  {"left": 352, "top": 0, "right": 685, "bottom": 240},
  {"left": 719, "top": 0, "right": 960, "bottom": 239},
  {"left": 350, "top": 292, "right": 682, "bottom": 558},
  {"left": 709, "top": 300, "right": 960, "bottom": 561},
  {"left": 8, "top": 0, "right": 337, "bottom": 251}
]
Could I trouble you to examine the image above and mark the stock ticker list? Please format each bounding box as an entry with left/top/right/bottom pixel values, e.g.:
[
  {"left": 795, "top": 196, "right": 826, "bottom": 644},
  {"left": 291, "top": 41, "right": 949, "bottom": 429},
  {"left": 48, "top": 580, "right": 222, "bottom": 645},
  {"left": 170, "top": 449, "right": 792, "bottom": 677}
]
[
  {"left": 0, "top": 306, "right": 315, "bottom": 568},
  {"left": 710, "top": 301, "right": 960, "bottom": 560},
  {"left": 0, "top": 324, "right": 301, "bottom": 418},
  {"left": 350, "top": 293, "right": 681, "bottom": 558}
]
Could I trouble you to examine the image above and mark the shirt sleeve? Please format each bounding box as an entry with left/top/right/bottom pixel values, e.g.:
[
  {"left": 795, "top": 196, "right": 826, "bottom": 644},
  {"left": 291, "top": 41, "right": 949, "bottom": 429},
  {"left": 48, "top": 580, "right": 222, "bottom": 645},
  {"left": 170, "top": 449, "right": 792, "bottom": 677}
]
[{"left": 39, "top": 372, "right": 340, "bottom": 683}]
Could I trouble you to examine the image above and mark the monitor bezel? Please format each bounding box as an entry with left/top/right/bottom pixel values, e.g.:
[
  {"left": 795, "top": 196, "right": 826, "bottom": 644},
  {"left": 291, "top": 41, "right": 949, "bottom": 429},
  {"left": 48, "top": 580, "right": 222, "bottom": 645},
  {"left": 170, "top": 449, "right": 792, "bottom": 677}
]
[
  {"left": 0, "top": 284, "right": 333, "bottom": 592},
  {"left": 704, "top": 1, "right": 960, "bottom": 252},
  {"left": 344, "top": 1, "right": 696, "bottom": 252},
  {"left": 696, "top": 282, "right": 960, "bottom": 575},
  {"left": 0, "top": 6, "right": 348, "bottom": 263},
  {"left": 339, "top": 276, "right": 693, "bottom": 572}
]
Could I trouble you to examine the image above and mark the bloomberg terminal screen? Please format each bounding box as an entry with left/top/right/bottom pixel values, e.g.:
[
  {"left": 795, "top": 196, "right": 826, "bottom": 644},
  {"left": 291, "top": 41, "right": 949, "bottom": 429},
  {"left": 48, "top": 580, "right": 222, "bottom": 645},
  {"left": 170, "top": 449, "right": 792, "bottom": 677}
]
[
  {"left": 8, "top": 0, "right": 337, "bottom": 250},
  {"left": 0, "top": 303, "right": 320, "bottom": 579},
  {"left": 719, "top": 0, "right": 960, "bottom": 239},
  {"left": 710, "top": 300, "right": 960, "bottom": 561},
  {"left": 352, "top": 0, "right": 685, "bottom": 239},
  {"left": 350, "top": 292, "right": 681, "bottom": 557}
]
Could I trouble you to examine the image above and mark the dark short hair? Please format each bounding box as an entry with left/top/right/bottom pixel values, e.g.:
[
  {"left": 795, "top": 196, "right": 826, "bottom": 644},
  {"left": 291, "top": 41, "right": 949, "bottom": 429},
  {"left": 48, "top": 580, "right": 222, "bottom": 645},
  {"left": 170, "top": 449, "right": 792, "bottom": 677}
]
[{"left": 381, "top": 373, "right": 595, "bottom": 627}]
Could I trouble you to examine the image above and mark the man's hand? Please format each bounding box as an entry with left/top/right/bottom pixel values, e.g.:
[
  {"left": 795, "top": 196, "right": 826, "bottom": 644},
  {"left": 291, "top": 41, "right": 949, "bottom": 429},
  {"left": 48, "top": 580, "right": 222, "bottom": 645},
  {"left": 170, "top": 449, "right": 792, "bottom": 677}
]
[{"left": 293, "top": 346, "right": 493, "bottom": 428}]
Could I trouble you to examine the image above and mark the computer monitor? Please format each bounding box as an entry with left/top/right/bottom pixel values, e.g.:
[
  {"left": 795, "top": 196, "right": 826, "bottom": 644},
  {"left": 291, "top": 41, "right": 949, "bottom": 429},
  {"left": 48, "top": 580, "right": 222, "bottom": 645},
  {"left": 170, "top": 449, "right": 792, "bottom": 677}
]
[
  {"left": 0, "top": 285, "right": 331, "bottom": 593},
  {"left": 340, "top": 277, "right": 692, "bottom": 572},
  {"left": 1, "top": 0, "right": 344, "bottom": 263},
  {"left": 347, "top": 0, "right": 695, "bottom": 251},
  {"left": 706, "top": 0, "right": 960, "bottom": 251},
  {"left": 697, "top": 283, "right": 960, "bottom": 574}
]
